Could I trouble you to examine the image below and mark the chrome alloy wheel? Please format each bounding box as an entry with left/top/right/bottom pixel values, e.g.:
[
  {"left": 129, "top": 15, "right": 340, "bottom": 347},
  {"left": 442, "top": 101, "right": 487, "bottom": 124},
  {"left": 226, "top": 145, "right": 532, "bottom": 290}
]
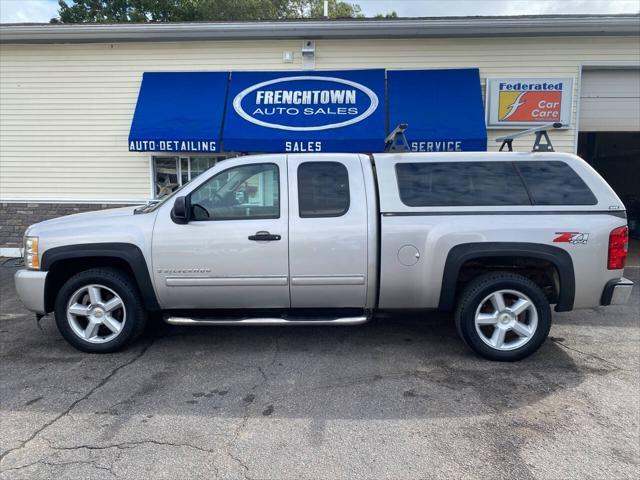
[
  {"left": 474, "top": 289, "right": 538, "bottom": 351},
  {"left": 66, "top": 284, "right": 126, "bottom": 344}
]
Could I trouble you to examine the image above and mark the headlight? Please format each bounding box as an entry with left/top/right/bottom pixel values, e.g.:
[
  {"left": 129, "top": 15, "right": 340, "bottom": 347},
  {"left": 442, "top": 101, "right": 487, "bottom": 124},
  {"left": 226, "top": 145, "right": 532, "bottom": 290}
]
[{"left": 24, "top": 236, "right": 39, "bottom": 270}]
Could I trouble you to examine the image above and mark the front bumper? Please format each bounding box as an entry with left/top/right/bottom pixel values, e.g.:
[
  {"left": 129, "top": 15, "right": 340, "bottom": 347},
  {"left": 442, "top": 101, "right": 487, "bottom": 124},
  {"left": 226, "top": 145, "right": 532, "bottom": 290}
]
[
  {"left": 14, "top": 269, "right": 48, "bottom": 314},
  {"left": 601, "top": 277, "right": 634, "bottom": 306}
]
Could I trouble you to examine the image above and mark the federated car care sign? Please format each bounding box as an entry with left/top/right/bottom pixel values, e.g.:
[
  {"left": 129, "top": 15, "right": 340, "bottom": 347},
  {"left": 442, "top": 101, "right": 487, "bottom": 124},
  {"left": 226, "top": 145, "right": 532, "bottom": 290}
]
[
  {"left": 222, "top": 70, "right": 386, "bottom": 153},
  {"left": 486, "top": 78, "right": 574, "bottom": 128}
]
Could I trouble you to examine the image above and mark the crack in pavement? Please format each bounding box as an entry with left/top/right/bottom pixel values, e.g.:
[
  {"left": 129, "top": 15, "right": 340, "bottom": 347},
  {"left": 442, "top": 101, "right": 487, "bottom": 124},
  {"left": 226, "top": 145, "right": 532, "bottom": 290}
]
[
  {"left": 222, "top": 371, "right": 261, "bottom": 480},
  {"left": 48, "top": 438, "right": 220, "bottom": 456},
  {"left": 0, "top": 338, "right": 156, "bottom": 465},
  {"left": 227, "top": 450, "right": 252, "bottom": 480},
  {"left": 1, "top": 458, "right": 116, "bottom": 478},
  {"left": 45, "top": 438, "right": 222, "bottom": 476},
  {"left": 222, "top": 364, "right": 268, "bottom": 480},
  {"left": 549, "top": 337, "right": 625, "bottom": 372},
  {"left": 222, "top": 333, "right": 281, "bottom": 480}
]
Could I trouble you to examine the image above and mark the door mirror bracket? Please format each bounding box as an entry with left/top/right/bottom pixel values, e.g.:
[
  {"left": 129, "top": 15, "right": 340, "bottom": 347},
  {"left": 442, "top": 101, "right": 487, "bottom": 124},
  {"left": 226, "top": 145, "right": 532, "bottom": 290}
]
[{"left": 171, "top": 196, "right": 190, "bottom": 224}]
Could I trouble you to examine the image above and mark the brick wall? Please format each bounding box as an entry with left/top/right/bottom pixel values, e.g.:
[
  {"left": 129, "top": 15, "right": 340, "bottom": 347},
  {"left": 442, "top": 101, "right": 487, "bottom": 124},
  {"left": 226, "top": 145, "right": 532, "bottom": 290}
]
[{"left": 0, "top": 203, "right": 132, "bottom": 248}]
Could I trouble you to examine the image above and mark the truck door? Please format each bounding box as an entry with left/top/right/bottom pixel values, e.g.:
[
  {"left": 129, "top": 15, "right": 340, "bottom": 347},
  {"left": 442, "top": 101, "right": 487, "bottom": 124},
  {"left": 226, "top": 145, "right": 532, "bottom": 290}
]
[
  {"left": 151, "top": 155, "right": 290, "bottom": 309},
  {"left": 287, "top": 154, "right": 369, "bottom": 308}
]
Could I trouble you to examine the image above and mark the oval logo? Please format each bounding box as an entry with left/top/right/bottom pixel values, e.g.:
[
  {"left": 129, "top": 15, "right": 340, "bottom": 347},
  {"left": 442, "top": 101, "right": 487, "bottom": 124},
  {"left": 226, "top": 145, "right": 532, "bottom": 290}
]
[{"left": 232, "top": 76, "right": 379, "bottom": 132}]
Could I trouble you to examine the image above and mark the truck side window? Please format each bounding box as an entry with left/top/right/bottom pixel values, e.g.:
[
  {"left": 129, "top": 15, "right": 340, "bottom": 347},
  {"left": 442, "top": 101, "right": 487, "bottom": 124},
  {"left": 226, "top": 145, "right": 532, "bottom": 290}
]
[
  {"left": 396, "top": 162, "right": 530, "bottom": 207},
  {"left": 189, "top": 163, "right": 279, "bottom": 220},
  {"left": 516, "top": 161, "right": 597, "bottom": 205},
  {"left": 298, "top": 162, "right": 350, "bottom": 218}
]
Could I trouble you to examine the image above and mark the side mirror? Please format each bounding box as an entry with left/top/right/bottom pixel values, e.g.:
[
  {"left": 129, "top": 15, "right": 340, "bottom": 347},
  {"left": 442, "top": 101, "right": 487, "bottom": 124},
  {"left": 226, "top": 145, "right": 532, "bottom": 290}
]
[{"left": 171, "top": 196, "right": 190, "bottom": 224}]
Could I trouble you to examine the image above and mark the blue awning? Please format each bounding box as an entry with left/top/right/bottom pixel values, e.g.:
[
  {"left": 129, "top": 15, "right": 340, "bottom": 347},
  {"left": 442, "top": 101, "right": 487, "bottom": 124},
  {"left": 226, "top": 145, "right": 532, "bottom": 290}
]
[
  {"left": 387, "top": 69, "right": 487, "bottom": 152},
  {"left": 128, "top": 72, "right": 228, "bottom": 152},
  {"left": 222, "top": 69, "right": 386, "bottom": 153}
]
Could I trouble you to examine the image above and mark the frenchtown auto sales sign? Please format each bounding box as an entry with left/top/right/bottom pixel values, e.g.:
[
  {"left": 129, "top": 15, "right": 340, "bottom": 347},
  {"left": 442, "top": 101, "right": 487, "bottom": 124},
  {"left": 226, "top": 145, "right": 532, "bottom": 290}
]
[
  {"left": 232, "top": 76, "right": 379, "bottom": 133},
  {"left": 222, "top": 70, "right": 386, "bottom": 153}
]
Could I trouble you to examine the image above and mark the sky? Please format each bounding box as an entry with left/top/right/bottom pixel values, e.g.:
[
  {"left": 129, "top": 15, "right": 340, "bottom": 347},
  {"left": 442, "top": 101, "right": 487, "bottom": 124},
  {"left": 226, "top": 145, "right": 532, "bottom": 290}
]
[{"left": 0, "top": 0, "right": 638, "bottom": 23}]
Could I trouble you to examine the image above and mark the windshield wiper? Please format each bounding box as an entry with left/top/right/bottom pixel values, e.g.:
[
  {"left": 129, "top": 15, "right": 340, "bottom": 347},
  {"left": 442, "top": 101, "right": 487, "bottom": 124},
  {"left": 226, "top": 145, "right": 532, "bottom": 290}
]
[{"left": 134, "top": 200, "right": 160, "bottom": 214}]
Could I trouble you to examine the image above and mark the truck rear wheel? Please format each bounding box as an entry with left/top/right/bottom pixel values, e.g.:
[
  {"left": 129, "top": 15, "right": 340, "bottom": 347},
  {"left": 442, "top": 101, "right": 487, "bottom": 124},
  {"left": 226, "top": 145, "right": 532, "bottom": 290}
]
[
  {"left": 454, "top": 272, "right": 551, "bottom": 361},
  {"left": 54, "top": 268, "right": 147, "bottom": 353}
]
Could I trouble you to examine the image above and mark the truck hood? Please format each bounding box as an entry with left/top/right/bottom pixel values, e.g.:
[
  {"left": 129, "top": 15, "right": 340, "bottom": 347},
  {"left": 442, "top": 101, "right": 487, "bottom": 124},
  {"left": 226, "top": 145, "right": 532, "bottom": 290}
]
[{"left": 26, "top": 205, "right": 144, "bottom": 236}]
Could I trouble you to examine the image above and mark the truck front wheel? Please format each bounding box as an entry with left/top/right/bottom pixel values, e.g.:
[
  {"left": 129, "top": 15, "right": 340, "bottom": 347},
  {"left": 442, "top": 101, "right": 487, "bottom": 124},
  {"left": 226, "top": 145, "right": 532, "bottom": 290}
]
[
  {"left": 454, "top": 272, "right": 552, "bottom": 361},
  {"left": 54, "top": 268, "right": 147, "bottom": 353}
]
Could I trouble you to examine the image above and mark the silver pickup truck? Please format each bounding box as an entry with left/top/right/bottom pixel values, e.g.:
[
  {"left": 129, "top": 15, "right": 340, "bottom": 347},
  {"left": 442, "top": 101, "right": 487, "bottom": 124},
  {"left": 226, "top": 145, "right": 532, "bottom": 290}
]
[{"left": 15, "top": 152, "right": 633, "bottom": 361}]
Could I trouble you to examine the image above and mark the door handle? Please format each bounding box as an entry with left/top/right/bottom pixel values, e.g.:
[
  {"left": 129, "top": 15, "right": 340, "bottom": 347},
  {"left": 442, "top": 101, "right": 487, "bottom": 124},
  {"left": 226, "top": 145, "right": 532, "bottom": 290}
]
[{"left": 248, "top": 231, "right": 281, "bottom": 241}]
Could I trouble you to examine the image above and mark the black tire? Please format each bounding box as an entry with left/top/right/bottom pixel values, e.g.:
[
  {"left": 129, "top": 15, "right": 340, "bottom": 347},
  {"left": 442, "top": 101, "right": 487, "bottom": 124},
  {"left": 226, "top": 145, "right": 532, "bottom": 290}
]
[
  {"left": 454, "top": 272, "right": 552, "bottom": 361},
  {"left": 54, "top": 268, "right": 147, "bottom": 353}
]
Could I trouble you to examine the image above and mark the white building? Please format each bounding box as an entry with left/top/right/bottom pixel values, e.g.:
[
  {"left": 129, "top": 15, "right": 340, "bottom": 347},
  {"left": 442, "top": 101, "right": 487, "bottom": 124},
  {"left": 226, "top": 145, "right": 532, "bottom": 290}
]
[{"left": 1, "top": 15, "right": 639, "bottom": 255}]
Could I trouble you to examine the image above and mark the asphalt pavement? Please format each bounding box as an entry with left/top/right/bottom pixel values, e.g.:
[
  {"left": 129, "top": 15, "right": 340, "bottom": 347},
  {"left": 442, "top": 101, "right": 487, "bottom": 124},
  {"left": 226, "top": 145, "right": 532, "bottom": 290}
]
[{"left": 0, "top": 263, "right": 638, "bottom": 479}]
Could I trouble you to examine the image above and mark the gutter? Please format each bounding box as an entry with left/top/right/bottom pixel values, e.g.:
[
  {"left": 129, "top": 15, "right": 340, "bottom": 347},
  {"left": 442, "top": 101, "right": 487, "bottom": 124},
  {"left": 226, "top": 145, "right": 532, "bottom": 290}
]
[{"left": 1, "top": 15, "right": 639, "bottom": 44}]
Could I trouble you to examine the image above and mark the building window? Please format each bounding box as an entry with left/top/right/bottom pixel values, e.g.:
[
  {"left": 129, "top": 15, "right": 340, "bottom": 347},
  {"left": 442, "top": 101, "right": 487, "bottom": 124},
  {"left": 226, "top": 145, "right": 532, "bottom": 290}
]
[{"left": 153, "top": 156, "right": 225, "bottom": 198}]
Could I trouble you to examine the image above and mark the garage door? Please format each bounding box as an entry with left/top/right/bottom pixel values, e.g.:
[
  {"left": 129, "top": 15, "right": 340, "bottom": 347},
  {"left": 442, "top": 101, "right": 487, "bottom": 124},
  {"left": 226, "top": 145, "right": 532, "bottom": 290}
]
[{"left": 579, "top": 69, "right": 640, "bottom": 132}]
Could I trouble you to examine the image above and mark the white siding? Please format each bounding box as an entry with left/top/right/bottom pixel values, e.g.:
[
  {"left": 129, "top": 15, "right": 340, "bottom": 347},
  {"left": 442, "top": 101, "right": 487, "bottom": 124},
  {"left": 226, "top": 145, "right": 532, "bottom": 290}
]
[
  {"left": 1, "top": 35, "right": 639, "bottom": 201},
  {"left": 579, "top": 69, "right": 640, "bottom": 132}
]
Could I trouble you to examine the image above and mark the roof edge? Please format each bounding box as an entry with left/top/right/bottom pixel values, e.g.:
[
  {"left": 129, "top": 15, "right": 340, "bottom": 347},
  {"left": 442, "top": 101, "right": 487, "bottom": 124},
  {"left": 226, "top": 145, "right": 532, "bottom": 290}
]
[{"left": 1, "top": 15, "right": 639, "bottom": 44}]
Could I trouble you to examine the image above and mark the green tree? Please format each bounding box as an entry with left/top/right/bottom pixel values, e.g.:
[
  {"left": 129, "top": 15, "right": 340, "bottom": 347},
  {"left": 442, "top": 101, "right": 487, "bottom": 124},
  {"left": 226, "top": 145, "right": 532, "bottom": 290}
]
[
  {"left": 55, "top": 1, "right": 197, "bottom": 23},
  {"left": 375, "top": 11, "right": 398, "bottom": 19},
  {"left": 298, "top": 0, "right": 363, "bottom": 18},
  {"left": 195, "top": 1, "right": 294, "bottom": 21},
  {"left": 53, "top": 0, "right": 374, "bottom": 23}
]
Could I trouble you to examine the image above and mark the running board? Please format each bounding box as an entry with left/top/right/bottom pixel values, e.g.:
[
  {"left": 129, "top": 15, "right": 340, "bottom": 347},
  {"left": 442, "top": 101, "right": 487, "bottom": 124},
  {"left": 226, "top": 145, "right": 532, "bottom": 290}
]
[{"left": 164, "top": 315, "right": 370, "bottom": 326}]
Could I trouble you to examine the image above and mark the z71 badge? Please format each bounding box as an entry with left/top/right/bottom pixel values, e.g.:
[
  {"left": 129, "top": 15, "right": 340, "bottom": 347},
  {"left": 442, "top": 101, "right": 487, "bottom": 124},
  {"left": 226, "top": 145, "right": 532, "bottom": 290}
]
[{"left": 553, "top": 232, "right": 590, "bottom": 245}]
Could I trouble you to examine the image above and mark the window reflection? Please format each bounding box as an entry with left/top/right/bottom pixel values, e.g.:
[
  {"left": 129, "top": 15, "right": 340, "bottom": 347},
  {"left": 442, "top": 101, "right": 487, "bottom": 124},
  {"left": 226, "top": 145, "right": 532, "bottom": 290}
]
[{"left": 153, "top": 156, "right": 223, "bottom": 198}]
